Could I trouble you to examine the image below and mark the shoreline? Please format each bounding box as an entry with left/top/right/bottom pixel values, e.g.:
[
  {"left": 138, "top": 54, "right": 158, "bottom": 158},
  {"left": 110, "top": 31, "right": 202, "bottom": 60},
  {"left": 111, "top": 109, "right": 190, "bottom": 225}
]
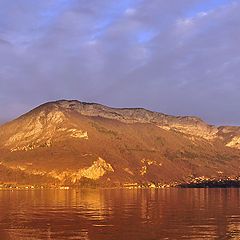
[{"left": 2, "top": 178, "right": 240, "bottom": 190}]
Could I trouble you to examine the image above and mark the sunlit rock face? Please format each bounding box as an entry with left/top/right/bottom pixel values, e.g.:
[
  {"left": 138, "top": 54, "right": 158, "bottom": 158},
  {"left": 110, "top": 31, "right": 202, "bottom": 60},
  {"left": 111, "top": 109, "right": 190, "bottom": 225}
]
[
  {"left": 217, "top": 126, "right": 240, "bottom": 149},
  {"left": 3, "top": 108, "right": 65, "bottom": 149},
  {"left": 47, "top": 157, "right": 114, "bottom": 183},
  {"left": 0, "top": 99, "right": 240, "bottom": 186},
  {"left": 2, "top": 106, "right": 88, "bottom": 152},
  {"left": 226, "top": 137, "right": 240, "bottom": 149},
  {"left": 80, "top": 157, "right": 114, "bottom": 179}
]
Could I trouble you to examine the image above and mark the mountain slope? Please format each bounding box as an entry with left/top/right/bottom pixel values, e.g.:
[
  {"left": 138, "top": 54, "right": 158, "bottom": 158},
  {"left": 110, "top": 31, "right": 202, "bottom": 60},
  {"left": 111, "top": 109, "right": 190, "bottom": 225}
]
[{"left": 0, "top": 100, "right": 240, "bottom": 187}]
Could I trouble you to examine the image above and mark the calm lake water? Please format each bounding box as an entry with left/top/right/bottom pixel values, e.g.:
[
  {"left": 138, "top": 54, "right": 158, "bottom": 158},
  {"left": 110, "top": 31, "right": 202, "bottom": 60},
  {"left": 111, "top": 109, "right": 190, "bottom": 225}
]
[{"left": 1, "top": 188, "right": 240, "bottom": 239}]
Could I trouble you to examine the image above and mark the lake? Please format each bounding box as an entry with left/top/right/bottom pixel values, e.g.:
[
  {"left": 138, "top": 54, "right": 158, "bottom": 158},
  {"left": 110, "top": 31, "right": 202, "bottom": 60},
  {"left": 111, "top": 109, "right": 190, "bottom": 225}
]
[{"left": 1, "top": 188, "right": 240, "bottom": 239}]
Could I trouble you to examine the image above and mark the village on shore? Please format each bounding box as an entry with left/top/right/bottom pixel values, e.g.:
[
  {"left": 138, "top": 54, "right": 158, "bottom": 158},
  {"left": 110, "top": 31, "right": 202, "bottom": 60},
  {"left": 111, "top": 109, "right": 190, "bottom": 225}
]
[{"left": 1, "top": 175, "right": 240, "bottom": 190}]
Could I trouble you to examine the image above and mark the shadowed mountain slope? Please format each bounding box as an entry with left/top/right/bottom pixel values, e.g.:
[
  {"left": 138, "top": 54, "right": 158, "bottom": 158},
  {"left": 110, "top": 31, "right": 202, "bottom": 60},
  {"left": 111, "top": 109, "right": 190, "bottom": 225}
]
[{"left": 0, "top": 100, "right": 240, "bottom": 187}]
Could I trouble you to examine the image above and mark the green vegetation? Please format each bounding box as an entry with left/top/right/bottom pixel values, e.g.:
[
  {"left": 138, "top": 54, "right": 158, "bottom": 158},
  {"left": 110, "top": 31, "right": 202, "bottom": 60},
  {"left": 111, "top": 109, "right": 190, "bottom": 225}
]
[
  {"left": 164, "top": 150, "right": 199, "bottom": 161},
  {"left": 90, "top": 122, "right": 118, "bottom": 136},
  {"left": 156, "top": 136, "right": 166, "bottom": 146},
  {"left": 181, "top": 151, "right": 199, "bottom": 159},
  {"left": 3, "top": 156, "right": 15, "bottom": 162},
  {"left": 215, "top": 153, "right": 228, "bottom": 164},
  {"left": 125, "top": 144, "right": 157, "bottom": 153},
  {"left": 20, "top": 172, "right": 26, "bottom": 179},
  {"left": 78, "top": 177, "right": 98, "bottom": 188},
  {"left": 164, "top": 150, "right": 179, "bottom": 160},
  {"left": 6, "top": 169, "right": 12, "bottom": 176}
]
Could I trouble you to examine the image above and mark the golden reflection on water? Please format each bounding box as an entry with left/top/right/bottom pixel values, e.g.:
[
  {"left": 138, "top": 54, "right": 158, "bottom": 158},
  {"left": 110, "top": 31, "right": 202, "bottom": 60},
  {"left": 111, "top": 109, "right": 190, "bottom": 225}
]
[
  {"left": 0, "top": 189, "right": 109, "bottom": 240},
  {"left": 1, "top": 188, "right": 240, "bottom": 239}
]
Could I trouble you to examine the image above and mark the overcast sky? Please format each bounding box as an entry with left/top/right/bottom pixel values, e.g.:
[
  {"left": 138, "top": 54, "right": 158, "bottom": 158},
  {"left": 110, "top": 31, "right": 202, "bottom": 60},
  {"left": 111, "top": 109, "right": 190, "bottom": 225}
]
[{"left": 0, "top": 0, "right": 239, "bottom": 126}]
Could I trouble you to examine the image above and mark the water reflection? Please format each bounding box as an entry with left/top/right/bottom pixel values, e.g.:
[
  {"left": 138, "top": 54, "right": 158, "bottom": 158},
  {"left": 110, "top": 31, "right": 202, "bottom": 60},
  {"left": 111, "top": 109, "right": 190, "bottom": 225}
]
[{"left": 1, "top": 188, "right": 240, "bottom": 239}]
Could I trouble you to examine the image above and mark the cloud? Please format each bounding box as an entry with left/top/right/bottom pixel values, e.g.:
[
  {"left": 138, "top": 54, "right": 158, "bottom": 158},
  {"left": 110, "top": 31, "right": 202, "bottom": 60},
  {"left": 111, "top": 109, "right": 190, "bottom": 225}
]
[{"left": 0, "top": 0, "right": 239, "bottom": 126}]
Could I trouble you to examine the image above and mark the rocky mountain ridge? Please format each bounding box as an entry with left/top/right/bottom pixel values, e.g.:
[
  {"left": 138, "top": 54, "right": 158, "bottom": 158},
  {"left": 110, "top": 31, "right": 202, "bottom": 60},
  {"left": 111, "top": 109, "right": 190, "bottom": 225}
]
[
  {"left": 51, "top": 100, "right": 218, "bottom": 138},
  {"left": 8, "top": 99, "right": 239, "bottom": 145}
]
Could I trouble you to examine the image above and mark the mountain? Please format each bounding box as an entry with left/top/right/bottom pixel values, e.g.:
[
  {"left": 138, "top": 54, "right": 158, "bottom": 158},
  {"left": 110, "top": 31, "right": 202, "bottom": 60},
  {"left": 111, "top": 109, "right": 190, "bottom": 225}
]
[{"left": 0, "top": 100, "right": 240, "bottom": 187}]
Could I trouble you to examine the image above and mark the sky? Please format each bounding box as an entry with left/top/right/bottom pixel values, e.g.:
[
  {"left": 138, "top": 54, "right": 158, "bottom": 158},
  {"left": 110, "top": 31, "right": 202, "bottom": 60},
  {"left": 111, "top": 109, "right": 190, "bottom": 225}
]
[{"left": 0, "top": 0, "right": 239, "bottom": 126}]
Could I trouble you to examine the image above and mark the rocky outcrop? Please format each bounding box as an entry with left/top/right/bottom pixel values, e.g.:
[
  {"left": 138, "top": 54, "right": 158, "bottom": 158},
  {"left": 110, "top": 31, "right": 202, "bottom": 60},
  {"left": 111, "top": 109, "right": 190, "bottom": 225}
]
[
  {"left": 217, "top": 126, "right": 240, "bottom": 149},
  {"left": 0, "top": 106, "right": 89, "bottom": 152},
  {"left": 48, "top": 157, "right": 114, "bottom": 183}
]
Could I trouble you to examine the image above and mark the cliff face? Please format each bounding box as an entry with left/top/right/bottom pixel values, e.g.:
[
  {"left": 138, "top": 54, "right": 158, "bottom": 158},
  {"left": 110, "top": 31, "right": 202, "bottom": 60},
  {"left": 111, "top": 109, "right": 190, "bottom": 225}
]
[
  {"left": 0, "top": 100, "right": 240, "bottom": 186},
  {"left": 217, "top": 126, "right": 240, "bottom": 149}
]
